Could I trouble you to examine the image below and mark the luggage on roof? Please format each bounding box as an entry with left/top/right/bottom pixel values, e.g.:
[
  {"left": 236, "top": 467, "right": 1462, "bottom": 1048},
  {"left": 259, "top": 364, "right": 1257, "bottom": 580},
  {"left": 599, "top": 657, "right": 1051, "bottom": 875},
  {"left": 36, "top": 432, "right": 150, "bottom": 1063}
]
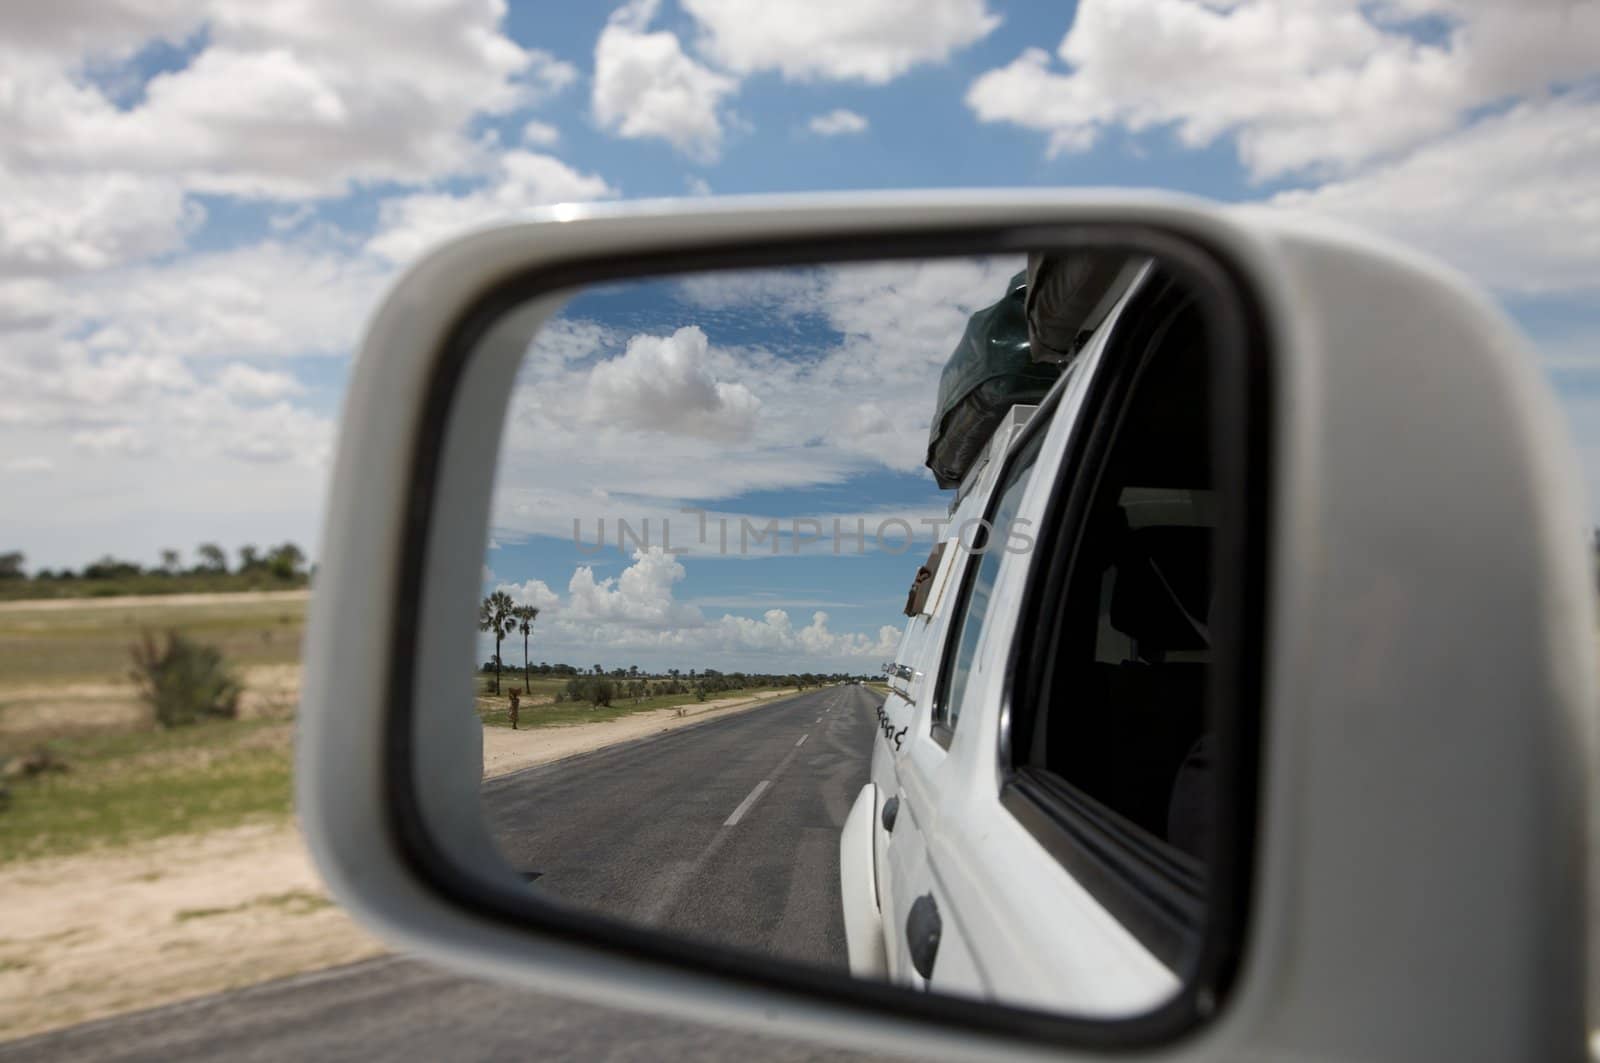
[
  {"left": 924, "top": 253, "right": 1140, "bottom": 490},
  {"left": 1024, "top": 251, "right": 1141, "bottom": 363},
  {"left": 924, "top": 270, "right": 1061, "bottom": 490}
]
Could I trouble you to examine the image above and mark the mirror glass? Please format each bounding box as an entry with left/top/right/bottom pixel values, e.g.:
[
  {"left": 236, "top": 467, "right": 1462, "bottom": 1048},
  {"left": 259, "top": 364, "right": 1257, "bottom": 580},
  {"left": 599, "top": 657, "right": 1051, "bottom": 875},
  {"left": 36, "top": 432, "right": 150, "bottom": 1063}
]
[{"left": 417, "top": 240, "right": 1250, "bottom": 1024}]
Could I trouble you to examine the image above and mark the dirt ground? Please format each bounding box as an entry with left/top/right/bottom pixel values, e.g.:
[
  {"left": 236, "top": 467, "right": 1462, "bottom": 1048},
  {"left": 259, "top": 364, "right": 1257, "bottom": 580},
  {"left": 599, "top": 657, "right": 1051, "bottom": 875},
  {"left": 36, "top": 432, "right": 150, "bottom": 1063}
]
[
  {"left": 0, "top": 687, "right": 799, "bottom": 1041},
  {"left": 0, "top": 664, "right": 302, "bottom": 742},
  {"left": 0, "top": 821, "right": 387, "bottom": 1040}
]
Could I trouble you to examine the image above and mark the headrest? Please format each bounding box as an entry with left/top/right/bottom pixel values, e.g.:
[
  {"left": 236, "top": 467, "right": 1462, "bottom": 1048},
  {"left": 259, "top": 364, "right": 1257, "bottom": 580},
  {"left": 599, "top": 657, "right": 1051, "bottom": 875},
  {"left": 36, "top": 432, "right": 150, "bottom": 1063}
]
[{"left": 1108, "top": 525, "right": 1212, "bottom": 653}]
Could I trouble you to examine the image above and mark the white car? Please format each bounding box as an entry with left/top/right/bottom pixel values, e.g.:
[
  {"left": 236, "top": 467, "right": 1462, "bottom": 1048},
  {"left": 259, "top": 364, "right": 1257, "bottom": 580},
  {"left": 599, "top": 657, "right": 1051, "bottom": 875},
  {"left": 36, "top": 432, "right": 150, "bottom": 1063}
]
[{"left": 842, "top": 261, "right": 1225, "bottom": 1015}]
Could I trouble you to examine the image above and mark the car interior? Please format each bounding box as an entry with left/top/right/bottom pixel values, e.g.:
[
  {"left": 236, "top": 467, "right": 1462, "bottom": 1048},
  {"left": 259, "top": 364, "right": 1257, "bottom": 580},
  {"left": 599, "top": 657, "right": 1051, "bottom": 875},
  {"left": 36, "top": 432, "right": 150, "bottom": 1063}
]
[{"left": 1025, "top": 284, "right": 1217, "bottom": 863}]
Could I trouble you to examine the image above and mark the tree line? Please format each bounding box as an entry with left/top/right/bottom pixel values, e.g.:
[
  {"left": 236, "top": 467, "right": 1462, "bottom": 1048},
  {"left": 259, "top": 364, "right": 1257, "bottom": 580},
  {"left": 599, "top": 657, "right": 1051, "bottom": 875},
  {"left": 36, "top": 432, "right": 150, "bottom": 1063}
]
[
  {"left": 476, "top": 591, "right": 873, "bottom": 708},
  {"left": 0, "top": 543, "right": 307, "bottom": 582},
  {"left": 0, "top": 543, "right": 310, "bottom": 599}
]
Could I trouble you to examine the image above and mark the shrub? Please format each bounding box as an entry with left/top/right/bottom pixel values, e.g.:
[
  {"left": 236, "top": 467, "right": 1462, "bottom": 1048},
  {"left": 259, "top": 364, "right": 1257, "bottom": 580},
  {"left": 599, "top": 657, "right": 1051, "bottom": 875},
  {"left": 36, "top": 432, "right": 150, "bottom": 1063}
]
[
  {"left": 564, "top": 675, "right": 616, "bottom": 707},
  {"left": 130, "top": 629, "right": 241, "bottom": 728}
]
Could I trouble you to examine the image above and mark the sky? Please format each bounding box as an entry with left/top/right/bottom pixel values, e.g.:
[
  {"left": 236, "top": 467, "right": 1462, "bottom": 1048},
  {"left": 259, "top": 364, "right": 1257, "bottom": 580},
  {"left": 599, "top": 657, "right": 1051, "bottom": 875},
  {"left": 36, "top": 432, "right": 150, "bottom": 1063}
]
[{"left": 1, "top": 0, "right": 1597, "bottom": 672}]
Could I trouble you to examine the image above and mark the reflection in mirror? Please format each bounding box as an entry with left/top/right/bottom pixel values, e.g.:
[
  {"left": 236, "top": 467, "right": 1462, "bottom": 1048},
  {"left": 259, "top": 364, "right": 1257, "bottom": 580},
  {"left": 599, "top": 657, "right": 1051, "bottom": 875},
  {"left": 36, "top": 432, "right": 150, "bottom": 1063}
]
[{"left": 435, "top": 243, "right": 1245, "bottom": 1023}]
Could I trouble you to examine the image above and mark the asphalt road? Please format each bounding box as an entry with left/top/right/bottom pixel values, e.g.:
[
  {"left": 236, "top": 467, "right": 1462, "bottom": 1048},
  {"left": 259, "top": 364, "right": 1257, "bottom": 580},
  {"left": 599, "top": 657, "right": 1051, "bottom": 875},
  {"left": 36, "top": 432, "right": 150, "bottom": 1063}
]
[
  {"left": 2, "top": 686, "right": 885, "bottom": 1063},
  {"left": 487, "top": 683, "right": 878, "bottom": 968}
]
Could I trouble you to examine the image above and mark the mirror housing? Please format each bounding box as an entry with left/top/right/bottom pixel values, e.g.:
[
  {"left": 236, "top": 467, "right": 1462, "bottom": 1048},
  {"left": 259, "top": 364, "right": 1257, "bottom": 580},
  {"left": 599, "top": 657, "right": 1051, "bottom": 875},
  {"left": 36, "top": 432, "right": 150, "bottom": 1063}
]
[{"left": 297, "top": 192, "right": 1597, "bottom": 1061}]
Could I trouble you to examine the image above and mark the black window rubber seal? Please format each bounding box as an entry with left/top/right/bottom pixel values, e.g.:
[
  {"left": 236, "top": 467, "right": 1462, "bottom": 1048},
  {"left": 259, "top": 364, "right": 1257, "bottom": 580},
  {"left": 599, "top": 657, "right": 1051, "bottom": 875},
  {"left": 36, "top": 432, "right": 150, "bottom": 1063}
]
[{"left": 380, "top": 220, "right": 1272, "bottom": 1052}]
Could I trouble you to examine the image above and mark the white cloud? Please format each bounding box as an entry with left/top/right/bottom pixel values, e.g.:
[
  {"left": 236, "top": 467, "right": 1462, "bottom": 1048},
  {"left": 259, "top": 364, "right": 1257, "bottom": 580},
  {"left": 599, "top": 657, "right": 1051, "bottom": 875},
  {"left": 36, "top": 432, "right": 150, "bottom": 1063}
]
[
  {"left": 367, "top": 150, "right": 618, "bottom": 263},
  {"left": 0, "top": 278, "right": 67, "bottom": 330},
  {"left": 1260, "top": 95, "right": 1600, "bottom": 294},
  {"left": 491, "top": 548, "right": 900, "bottom": 665},
  {"left": 521, "top": 119, "right": 561, "bottom": 146},
  {"left": 0, "top": 170, "right": 201, "bottom": 276},
  {"left": 807, "top": 109, "right": 869, "bottom": 136},
  {"left": 70, "top": 424, "right": 151, "bottom": 456},
  {"left": 685, "top": 175, "right": 713, "bottom": 196},
  {"left": 497, "top": 577, "right": 561, "bottom": 612},
  {"left": 480, "top": 257, "right": 1019, "bottom": 547},
  {"left": 4, "top": 455, "right": 54, "bottom": 473},
  {"left": 216, "top": 363, "right": 307, "bottom": 401},
  {"left": 965, "top": 0, "right": 1600, "bottom": 180},
  {"left": 0, "top": 1, "right": 200, "bottom": 59},
  {"left": 592, "top": 0, "right": 739, "bottom": 162},
  {"left": 567, "top": 547, "right": 705, "bottom": 629},
  {"left": 75, "top": 239, "right": 392, "bottom": 361},
  {"left": 582, "top": 326, "right": 762, "bottom": 441},
  {"left": 684, "top": 0, "right": 1000, "bottom": 84},
  {"left": 0, "top": 0, "right": 569, "bottom": 201}
]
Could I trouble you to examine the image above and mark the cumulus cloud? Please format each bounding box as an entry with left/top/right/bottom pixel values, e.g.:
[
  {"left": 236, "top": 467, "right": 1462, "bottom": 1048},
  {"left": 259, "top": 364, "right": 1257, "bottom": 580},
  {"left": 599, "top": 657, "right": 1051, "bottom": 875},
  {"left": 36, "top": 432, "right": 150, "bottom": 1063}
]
[
  {"left": 807, "top": 109, "right": 869, "bottom": 136},
  {"left": 73, "top": 239, "right": 392, "bottom": 361},
  {"left": 1260, "top": 95, "right": 1600, "bottom": 295},
  {"left": 521, "top": 119, "right": 561, "bottom": 147},
  {"left": 567, "top": 547, "right": 705, "bottom": 629},
  {"left": 70, "top": 424, "right": 150, "bottom": 456},
  {"left": 0, "top": 0, "right": 618, "bottom": 571},
  {"left": 491, "top": 548, "right": 901, "bottom": 664},
  {"left": 592, "top": 0, "right": 739, "bottom": 162},
  {"left": 0, "top": 0, "right": 570, "bottom": 201},
  {"left": 0, "top": 171, "right": 201, "bottom": 276},
  {"left": 366, "top": 150, "right": 617, "bottom": 263},
  {"left": 497, "top": 577, "right": 562, "bottom": 612},
  {"left": 582, "top": 326, "right": 762, "bottom": 441},
  {"left": 684, "top": 0, "right": 1000, "bottom": 84},
  {"left": 0, "top": 0, "right": 201, "bottom": 58},
  {"left": 216, "top": 363, "right": 306, "bottom": 401},
  {"left": 966, "top": 0, "right": 1600, "bottom": 180}
]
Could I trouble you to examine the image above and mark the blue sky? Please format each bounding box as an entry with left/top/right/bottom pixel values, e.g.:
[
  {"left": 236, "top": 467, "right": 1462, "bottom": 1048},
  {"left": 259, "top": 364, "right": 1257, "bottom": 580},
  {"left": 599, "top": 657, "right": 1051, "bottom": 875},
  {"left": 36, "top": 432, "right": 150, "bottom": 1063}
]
[{"left": 2, "top": 0, "right": 1596, "bottom": 671}]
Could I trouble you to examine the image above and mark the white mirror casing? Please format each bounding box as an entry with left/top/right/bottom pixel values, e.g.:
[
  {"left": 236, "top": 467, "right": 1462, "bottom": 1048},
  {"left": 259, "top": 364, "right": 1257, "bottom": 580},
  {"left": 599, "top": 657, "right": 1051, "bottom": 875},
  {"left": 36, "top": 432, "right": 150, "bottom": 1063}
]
[{"left": 296, "top": 192, "right": 1597, "bottom": 1063}]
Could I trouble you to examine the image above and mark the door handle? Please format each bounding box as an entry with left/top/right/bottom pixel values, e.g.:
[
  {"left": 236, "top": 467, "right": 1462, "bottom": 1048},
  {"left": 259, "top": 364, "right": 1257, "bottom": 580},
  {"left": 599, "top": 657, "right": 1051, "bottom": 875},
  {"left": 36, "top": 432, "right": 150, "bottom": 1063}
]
[{"left": 905, "top": 893, "right": 941, "bottom": 980}]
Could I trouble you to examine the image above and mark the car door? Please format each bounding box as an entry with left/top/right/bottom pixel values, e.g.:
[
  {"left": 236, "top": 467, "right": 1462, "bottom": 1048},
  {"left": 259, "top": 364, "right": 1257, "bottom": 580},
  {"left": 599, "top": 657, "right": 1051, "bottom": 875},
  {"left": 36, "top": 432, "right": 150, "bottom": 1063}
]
[
  {"left": 873, "top": 287, "right": 1129, "bottom": 998},
  {"left": 909, "top": 267, "right": 1233, "bottom": 1018}
]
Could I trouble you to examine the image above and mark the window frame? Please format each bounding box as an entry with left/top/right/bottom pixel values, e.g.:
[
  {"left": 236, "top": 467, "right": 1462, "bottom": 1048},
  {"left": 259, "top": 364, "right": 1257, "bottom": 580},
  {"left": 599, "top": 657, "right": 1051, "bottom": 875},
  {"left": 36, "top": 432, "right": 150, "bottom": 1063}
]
[{"left": 929, "top": 417, "right": 1050, "bottom": 750}]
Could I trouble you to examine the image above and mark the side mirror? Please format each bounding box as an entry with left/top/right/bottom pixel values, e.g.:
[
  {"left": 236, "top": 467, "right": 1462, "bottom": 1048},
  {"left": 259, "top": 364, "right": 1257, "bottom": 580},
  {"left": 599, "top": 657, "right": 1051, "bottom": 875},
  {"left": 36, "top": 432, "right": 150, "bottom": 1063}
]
[{"left": 297, "top": 192, "right": 1596, "bottom": 1061}]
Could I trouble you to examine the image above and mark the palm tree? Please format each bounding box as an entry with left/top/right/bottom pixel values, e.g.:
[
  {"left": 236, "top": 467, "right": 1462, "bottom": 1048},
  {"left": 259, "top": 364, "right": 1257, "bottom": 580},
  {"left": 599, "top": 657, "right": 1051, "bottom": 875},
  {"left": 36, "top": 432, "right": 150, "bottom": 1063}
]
[
  {"left": 478, "top": 590, "right": 516, "bottom": 695},
  {"left": 512, "top": 605, "right": 540, "bottom": 694}
]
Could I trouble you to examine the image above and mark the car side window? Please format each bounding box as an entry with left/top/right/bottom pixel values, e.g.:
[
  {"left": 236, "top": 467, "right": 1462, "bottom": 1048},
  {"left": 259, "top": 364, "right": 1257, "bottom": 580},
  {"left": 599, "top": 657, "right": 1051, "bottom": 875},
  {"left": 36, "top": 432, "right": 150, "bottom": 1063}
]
[
  {"left": 1006, "top": 276, "right": 1227, "bottom": 967},
  {"left": 931, "top": 431, "right": 1043, "bottom": 747},
  {"left": 1031, "top": 290, "right": 1213, "bottom": 850}
]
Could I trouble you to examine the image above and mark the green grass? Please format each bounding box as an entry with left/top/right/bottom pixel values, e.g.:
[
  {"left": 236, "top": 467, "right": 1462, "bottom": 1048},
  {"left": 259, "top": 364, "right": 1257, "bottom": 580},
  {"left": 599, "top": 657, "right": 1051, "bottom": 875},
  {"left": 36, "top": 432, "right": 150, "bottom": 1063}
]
[
  {"left": 0, "top": 594, "right": 306, "bottom": 687},
  {"left": 0, "top": 572, "right": 308, "bottom": 602},
  {"left": 0, "top": 718, "right": 292, "bottom": 864}
]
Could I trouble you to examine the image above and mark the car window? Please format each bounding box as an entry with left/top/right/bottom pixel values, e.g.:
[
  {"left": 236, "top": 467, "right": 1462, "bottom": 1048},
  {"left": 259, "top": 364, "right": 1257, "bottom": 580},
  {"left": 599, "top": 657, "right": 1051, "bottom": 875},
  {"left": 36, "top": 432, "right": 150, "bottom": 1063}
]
[
  {"left": 931, "top": 431, "right": 1043, "bottom": 745},
  {"left": 1020, "top": 283, "right": 1216, "bottom": 859}
]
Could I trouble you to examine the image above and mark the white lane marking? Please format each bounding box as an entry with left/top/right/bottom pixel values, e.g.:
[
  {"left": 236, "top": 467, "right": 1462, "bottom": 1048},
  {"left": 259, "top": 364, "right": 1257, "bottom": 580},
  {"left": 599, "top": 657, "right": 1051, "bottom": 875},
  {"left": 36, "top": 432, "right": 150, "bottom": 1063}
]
[
  {"left": 796, "top": 733, "right": 808, "bottom": 747},
  {"left": 725, "top": 780, "right": 771, "bottom": 826}
]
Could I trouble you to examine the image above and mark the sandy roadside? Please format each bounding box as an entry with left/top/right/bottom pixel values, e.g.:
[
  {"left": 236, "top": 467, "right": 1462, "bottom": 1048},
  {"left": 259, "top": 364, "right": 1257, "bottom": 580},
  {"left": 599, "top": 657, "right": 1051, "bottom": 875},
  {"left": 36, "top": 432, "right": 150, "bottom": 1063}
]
[
  {"left": 0, "top": 821, "right": 387, "bottom": 1040},
  {"left": 0, "top": 686, "right": 806, "bottom": 1041}
]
